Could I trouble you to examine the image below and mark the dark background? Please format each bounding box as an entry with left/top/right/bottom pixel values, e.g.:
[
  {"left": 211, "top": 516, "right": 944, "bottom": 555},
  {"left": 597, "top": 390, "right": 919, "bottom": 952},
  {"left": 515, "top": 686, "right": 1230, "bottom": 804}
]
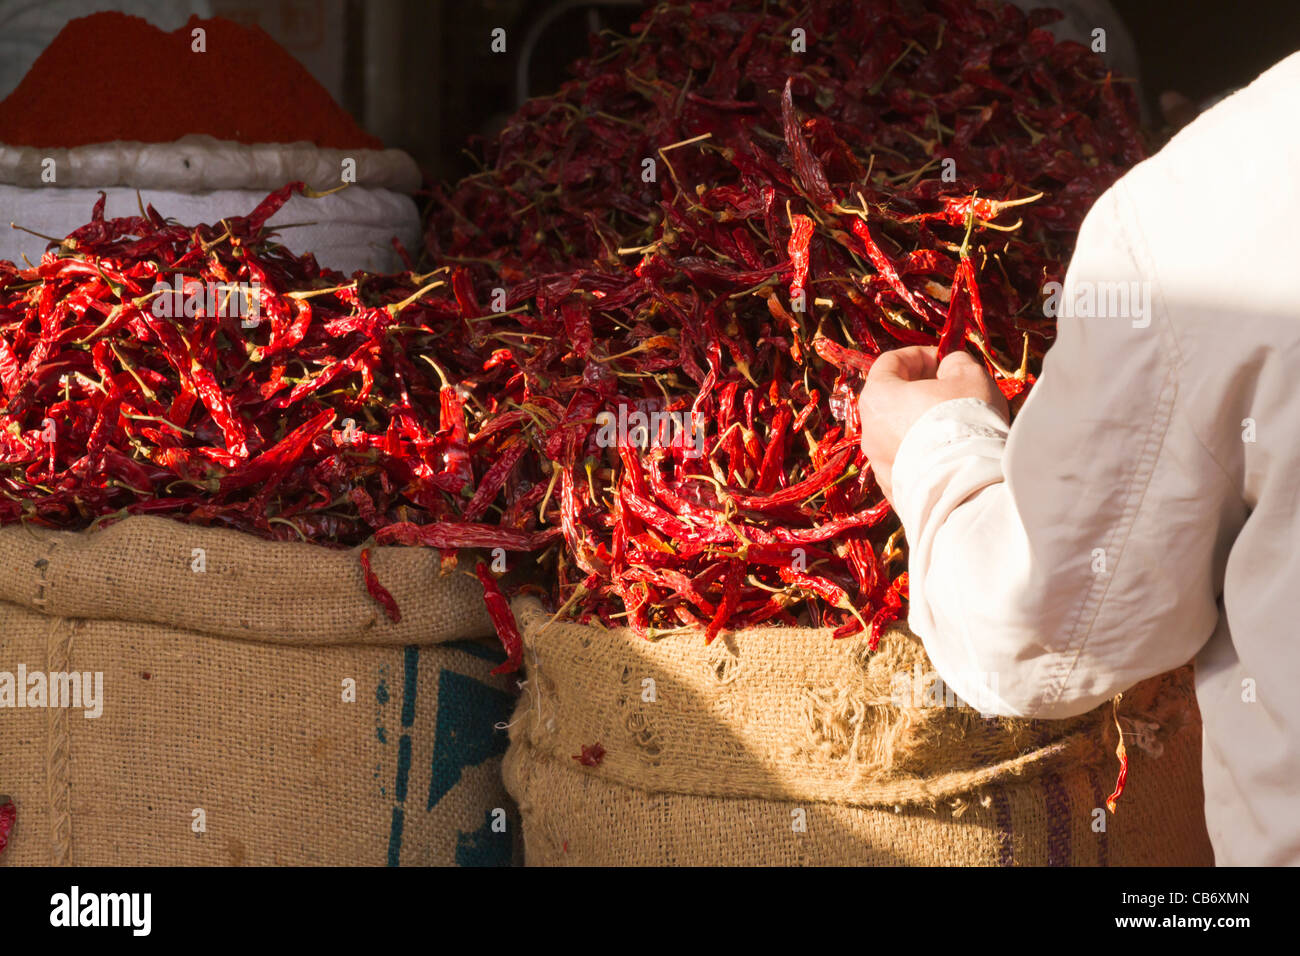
[{"left": 1120, "top": 0, "right": 1300, "bottom": 106}]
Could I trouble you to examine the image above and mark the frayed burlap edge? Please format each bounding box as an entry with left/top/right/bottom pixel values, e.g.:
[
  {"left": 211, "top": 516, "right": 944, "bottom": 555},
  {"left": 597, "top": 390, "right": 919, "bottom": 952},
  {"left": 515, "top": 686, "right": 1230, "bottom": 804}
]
[{"left": 505, "top": 595, "right": 1197, "bottom": 809}]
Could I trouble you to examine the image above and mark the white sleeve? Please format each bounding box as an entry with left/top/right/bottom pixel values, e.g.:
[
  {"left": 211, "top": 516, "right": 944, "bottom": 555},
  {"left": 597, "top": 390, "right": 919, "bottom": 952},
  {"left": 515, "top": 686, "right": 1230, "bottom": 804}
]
[{"left": 890, "top": 183, "right": 1233, "bottom": 718}]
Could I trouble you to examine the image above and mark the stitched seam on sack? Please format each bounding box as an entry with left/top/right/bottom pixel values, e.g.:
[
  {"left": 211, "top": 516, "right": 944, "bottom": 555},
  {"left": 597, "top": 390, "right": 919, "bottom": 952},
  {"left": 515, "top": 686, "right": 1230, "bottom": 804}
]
[
  {"left": 45, "top": 617, "right": 74, "bottom": 865},
  {"left": 1041, "top": 185, "right": 1179, "bottom": 709}
]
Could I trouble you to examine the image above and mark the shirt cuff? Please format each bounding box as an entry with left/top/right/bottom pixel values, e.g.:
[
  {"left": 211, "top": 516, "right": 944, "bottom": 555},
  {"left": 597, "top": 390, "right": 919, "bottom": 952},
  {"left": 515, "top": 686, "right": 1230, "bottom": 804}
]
[{"left": 891, "top": 397, "right": 1010, "bottom": 542}]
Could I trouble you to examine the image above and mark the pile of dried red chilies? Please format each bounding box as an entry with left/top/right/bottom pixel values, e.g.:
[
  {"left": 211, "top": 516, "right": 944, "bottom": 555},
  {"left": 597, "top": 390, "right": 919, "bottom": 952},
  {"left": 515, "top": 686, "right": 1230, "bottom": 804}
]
[
  {"left": 422, "top": 0, "right": 1145, "bottom": 648},
  {"left": 0, "top": 0, "right": 1146, "bottom": 678},
  {"left": 0, "top": 186, "right": 560, "bottom": 581}
]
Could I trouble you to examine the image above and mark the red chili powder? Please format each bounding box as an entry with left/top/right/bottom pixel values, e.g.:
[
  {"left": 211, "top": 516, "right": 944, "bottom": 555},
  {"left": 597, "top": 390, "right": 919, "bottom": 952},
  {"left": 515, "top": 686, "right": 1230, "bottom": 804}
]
[{"left": 0, "top": 12, "right": 382, "bottom": 150}]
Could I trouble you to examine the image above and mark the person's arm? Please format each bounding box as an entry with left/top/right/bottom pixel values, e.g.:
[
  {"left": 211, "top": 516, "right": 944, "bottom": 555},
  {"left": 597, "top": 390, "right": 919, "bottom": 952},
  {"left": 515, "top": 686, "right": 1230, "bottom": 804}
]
[{"left": 871, "top": 183, "right": 1236, "bottom": 718}]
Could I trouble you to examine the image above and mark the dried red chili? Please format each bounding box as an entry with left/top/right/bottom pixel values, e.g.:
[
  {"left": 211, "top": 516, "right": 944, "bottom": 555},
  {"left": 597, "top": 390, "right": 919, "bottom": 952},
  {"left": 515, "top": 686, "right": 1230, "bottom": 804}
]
[
  {"left": 0, "top": 795, "right": 14, "bottom": 856},
  {"left": 1106, "top": 695, "right": 1130, "bottom": 813},
  {"left": 0, "top": 0, "right": 1144, "bottom": 652},
  {"left": 787, "top": 214, "right": 814, "bottom": 302},
  {"left": 475, "top": 559, "right": 524, "bottom": 675},
  {"left": 360, "top": 548, "right": 401, "bottom": 624},
  {"left": 781, "top": 78, "right": 836, "bottom": 209},
  {"left": 851, "top": 218, "right": 943, "bottom": 326}
]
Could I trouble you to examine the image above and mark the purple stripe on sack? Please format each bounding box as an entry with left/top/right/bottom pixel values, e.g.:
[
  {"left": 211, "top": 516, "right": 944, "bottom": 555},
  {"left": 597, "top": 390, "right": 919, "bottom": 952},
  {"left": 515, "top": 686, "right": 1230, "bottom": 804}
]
[
  {"left": 991, "top": 786, "right": 1014, "bottom": 866},
  {"left": 1042, "top": 772, "right": 1071, "bottom": 866},
  {"left": 1087, "top": 767, "right": 1110, "bottom": 867}
]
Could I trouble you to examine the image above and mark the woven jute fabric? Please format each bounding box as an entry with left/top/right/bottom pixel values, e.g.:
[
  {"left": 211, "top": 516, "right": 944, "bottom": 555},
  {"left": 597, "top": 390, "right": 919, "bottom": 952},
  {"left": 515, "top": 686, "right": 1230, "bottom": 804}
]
[
  {"left": 0, "top": 517, "right": 519, "bottom": 866},
  {"left": 0, "top": 514, "right": 492, "bottom": 646},
  {"left": 503, "top": 596, "right": 1214, "bottom": 866}
]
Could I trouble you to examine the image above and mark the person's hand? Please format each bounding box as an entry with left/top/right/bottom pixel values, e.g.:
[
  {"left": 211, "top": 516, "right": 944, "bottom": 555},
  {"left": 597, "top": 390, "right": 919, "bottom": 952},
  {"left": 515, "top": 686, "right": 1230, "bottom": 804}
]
[{"left": 858, "top": 347, "right": 1008, "bottom": 506}]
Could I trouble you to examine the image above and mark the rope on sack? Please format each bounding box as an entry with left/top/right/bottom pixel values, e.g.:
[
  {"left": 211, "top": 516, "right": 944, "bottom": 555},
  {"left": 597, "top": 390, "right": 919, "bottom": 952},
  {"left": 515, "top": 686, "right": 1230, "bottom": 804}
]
[{"left": 45, "top": 616, "right": 74, "bottom": 865}]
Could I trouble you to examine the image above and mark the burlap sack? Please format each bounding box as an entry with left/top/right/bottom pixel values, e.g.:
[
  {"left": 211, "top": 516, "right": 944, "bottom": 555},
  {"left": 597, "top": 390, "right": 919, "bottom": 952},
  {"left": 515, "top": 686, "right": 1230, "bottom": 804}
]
[
  {"left": 503, "top": 596, "right": 1214, "bottom": 866},
  {"left": 0, "top": 516, "right": 519, "bottom": 866}
]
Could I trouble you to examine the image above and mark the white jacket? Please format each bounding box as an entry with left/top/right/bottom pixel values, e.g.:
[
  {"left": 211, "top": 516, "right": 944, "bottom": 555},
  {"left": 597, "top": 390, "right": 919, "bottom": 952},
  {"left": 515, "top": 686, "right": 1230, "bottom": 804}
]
[{"left": 892, "top": 52, "right": 1300, "bottom": 867}]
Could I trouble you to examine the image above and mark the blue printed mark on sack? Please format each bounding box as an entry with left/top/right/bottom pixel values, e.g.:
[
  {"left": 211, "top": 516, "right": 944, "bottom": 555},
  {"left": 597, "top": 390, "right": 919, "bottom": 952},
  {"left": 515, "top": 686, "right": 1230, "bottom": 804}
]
[
  {"left": 456, "top": 810, "right": 513, "bottom": 867},
  {"left": 376, "top": 666, "right": 389, "bottom": 798},
  {"left": 444, "top": 637, "right": 508, "bottom": 665},
  {"left": 382, "top": 646, "right": 515, "bottom": 866},
  {"left": 386, "top": 646, "right": 420, "bottom": 866},
  {"left": 427, "top": 670, "right": 511, "bottom": 810},
  {"left": 433, "top": 672, "right": 513, "bottom": 867}
]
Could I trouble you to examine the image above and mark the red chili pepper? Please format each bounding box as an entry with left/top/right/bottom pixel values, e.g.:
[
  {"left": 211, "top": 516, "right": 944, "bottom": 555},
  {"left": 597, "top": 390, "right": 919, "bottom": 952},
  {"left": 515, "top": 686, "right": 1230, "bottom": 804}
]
[
  {"left": 360, "top": 547, "right": 401, "bottom": 623},
  {"left": 910, "top": 192, "right": 1043, "bottom": 228},
  {"left": 219, "top": 408, "right": 335, "bottom": 496},
  {"left": 240, "top": 181, "right": 305, "bottom": 234},
  {"left": 781, "top": 78, "right": 836, "bottom": 209},
  {"left": 779, "top": 567, "right": 852, "bottom": 608},
  {"left": 434, "top": 391, "right": 474, "bottom": 497},
  {"left": 996, "top": 371, "right": 1036, "bottom": 401},
  {"left": 812, "top": 334, "right": 875, "bottom": 374},
  {"left": 851, "top": 218, "right": 942, "bottom": 325},
  {"left": 560, "top": 299, "right": 594, "bottom": 359},
  {"left": 705, "top": 561, "right": 744, "bottom": 644},
  {"left": 1106, "top": 695, "right": 1130, "bottom": 813},
  {"left": 755, "top": 404, "right": 793, "bottom": 492},
  {"left": 936, "top": 256, "right": 973, "bottom": 359},
  {"left": 0, "top": 795, "right": 14, "bottom": 856},
  {"left": 0, "top": 338, "right": 22, "bottom": 398},
  {"left": 189, "top": 360, "right": 250, "bottom": 459},
  {"left": 767, "top": 502, "right": 892, "bottom": 543},
  {"left": 451, "top": 267, "right": 482, "bottom": 318},
  {"left": 868, "top": 573, "right": 909, "bottom": 650},
  {"left": 476, "top": 559, "right": 524, "bottom": 675},
  {"left": 724, "top": 445, "right": 854, "bottom": 511},
  {"left": 375, "top": 521, "right": 542, "bottom": 551},
  {"left": 960, "top": 256, "right": 987, "bottom": 342},
  {"left": 543, "top": 387, "right": 606, "bottom": 467},
  {"left": 69, "top": 390, "right": 122, "bottom": 478},
  {"left": 622, "top": 487, "right": 733, "bottom": 545},
  {"left": 787, "top": 214, "right": 814, "bottom": 301},
  {"left": 462, "top": 434, "right": 529, "bottom": 522},
  {"left": 573, "top": 743, "right": 606, "bottom": 767}
]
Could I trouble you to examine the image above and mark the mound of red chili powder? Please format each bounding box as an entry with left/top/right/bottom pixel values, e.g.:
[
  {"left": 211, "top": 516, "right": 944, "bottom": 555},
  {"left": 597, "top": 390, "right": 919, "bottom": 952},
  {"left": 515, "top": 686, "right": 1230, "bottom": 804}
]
[{"left": 0, "top": 12, "right": 381, "bottom": 150}]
